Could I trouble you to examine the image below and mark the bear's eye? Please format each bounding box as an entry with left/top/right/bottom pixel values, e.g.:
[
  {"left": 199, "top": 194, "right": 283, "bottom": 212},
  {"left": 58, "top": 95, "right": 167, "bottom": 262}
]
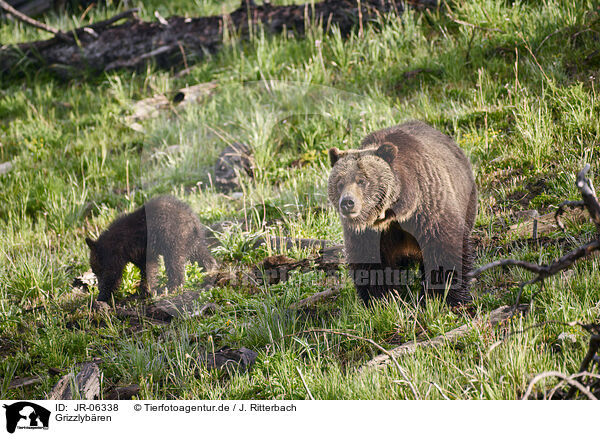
[
  {"left": 357, "top": 178, "right": 366, "bottom": 186},
  {"left": 337, "top": 180, "right": 345, "bottom": 191}
]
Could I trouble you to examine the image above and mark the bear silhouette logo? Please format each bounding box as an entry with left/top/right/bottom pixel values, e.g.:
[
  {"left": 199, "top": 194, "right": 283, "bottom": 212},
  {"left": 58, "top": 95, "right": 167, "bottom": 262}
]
[{"left": 3, "top": 402, "right": 50, "bottom": 433}]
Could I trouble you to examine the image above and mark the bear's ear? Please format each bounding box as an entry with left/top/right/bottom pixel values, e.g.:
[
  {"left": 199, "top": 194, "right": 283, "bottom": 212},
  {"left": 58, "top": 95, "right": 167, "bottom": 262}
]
[
  {"left": 329, "top": 147, "right": 342, "bottom": 166},
  {"left": 375, "top": 142, "right": 397, "bottom": 164},
  {"left": 85, "top": 237, "right": 96, "bottom": 250}
]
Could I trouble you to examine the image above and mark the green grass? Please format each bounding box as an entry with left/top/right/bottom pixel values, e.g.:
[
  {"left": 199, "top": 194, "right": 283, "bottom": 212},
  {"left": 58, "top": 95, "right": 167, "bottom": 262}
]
[{"left": 1, "top": 0, "right": 600, "bottom": 399}]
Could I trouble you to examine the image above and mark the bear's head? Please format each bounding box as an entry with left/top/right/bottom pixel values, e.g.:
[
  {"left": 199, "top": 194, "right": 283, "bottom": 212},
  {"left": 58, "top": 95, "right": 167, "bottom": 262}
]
[
  {"left": 328, "top": 143, "right": 400, "bottom": 232},
  {"left": 85, "top": 237, "right": 102, "bottom": 277},
  {"left": 85, "top": 237, "right": 120, "bottom": 301},
  {"left": 85, "top": 237, "right": 124, "bottom": 301}
]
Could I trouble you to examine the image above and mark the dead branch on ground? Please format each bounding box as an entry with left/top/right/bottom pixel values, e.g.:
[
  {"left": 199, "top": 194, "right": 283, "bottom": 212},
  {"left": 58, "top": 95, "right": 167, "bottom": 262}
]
[
  {"left": 289, "top": 287, "right": 340, "bottom": 310},
  {"left": 363, "top": 304, "right": 528, "bottom": 370},
  {"left": 468, "top": 165, "right": 600, "bottom": 308},
  {"left": 522, "top": 371, "right": 598, "bottom": 400}
]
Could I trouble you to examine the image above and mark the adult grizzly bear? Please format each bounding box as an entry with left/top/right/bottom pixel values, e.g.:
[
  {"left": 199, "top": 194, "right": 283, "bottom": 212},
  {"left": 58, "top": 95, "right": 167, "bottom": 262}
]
[
  {"left": 328, "top": 120, "right": 477, "bottom": 305},
  {"left": 85, "top": 196, "right": 218, "bottom": 302}
]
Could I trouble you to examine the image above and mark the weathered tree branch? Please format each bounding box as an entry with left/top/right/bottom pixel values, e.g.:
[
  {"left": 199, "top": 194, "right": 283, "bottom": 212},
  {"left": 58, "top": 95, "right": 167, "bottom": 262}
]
[
  {"left": 78, "top": 8, "right": 139, "bottom": 34},
  {"left": 555, "top": 200, "right": 586, "bottom": 231},
  {"left": 555, "top": 165, "right": 600, "bottom": 232},
  {"left": 47, "top": 362, "right": 101, "bottom": 400},
  {"left": 469, "top": 240, "right": 600, "bottom": 286},
  {"left": 289, "top": 287, "right": 340, "bottom": 309},
  {"left": 363, "top": 304, "right": 528, "bottom": 370},
  {"left": 8, "top": 375, "right": 43, "bottom": 390},
  {"left": 522, "top": 371, "right": 598, "bottom": 400},
  {"left": 565, "top": 326, "right": 600, "bottom": 399},
  {"left": 467, "top": 165, "right": 600, "bottom": 399}
]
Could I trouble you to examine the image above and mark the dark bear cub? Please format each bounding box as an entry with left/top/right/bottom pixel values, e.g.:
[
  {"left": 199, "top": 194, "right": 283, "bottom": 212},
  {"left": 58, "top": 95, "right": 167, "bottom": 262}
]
[
  {"left": 328, "top": 121, "right": 477, "bottom": 306},
  {"left": 85, "top": 195, "right": 218, "bottom": 302}
]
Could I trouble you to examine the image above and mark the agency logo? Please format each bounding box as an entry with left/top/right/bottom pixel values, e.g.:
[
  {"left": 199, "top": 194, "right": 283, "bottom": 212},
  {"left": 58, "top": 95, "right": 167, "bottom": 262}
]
[{"left": 3, "top": 402, "right": 50, "bottom": 434}]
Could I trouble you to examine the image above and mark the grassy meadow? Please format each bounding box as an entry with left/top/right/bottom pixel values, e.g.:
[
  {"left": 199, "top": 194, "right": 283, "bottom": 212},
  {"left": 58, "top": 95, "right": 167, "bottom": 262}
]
[{"left": 1, "top": 0, "right": 599, "bottom": 399}]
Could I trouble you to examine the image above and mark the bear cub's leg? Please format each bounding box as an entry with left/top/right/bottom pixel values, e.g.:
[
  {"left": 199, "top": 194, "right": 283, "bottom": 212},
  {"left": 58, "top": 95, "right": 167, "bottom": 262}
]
[{"left": 164, "top": 253, "right": 186, "bottom": 291}]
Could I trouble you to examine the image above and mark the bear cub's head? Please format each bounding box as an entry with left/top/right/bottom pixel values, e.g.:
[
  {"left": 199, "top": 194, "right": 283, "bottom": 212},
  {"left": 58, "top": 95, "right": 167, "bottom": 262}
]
[
  {"left": 328, "top": 143, "right": 399, "bottom": 232},
  {"left": 85, "top": 237, "right": 106, "bottom": 284}
]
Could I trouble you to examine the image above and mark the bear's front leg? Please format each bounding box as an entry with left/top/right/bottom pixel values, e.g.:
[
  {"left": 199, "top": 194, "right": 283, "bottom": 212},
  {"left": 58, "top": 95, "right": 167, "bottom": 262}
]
[
  {"left": 96, "top": 271, "right": 122, "bottom": 302},
  {"left": 343, "top": 227, "right": 386, "bottom": 304}
]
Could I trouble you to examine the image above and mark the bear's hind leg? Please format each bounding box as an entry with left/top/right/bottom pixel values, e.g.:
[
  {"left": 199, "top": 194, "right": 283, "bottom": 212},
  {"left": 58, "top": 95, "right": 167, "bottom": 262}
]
[
  {"left": 144, "top": 255, "right": 159, "bottom": 297},
  {"left": 422, "top": 241, "right": 471, "bottom": 305}
]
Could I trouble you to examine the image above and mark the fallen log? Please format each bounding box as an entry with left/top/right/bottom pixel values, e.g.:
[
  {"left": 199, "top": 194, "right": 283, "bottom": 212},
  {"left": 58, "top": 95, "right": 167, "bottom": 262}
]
[
  {"left": 0, "top": 0, "right": 428, "bottom": 76},
  {"left": 126, "top": 82, "right": 217, "bottom": 131},
  {"left": 145, "top": 295, "right": 218, "bottom": 322},
  {"left": 8, "top": 375, "right": 43, "bottom": 390},
  {"left": 201, "top": 243, "right": 343, "bottom": 290},
  {"left": 47, "top": 362, "right": 101, "bottom": 400},
  {"left": 251, "top": 251, "right": 343, "bottom": 285},
  {"left": 363, "top": 304, "right": 529, "bottom": 370},
  {"left": 253, "top": 235, "right": 337, "bottom": 252},
  {"left": 0, "top": 0, "right": 75, "bottom": 17}
]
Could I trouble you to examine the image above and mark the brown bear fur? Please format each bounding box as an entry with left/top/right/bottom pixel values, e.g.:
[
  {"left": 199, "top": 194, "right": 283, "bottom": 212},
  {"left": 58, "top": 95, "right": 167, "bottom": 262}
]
[
  {"left": 85, "top": 195, "right": 218, "bottom": 302},
  {"left": 328, "top": 120, "right": 477, "bottom": 305}
]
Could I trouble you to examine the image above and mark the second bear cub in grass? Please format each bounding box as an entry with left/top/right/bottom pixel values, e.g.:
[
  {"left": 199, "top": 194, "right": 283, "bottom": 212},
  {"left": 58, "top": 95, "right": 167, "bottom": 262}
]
[{"left": 86, "top": 195, "right": 218, "bottom": 302}]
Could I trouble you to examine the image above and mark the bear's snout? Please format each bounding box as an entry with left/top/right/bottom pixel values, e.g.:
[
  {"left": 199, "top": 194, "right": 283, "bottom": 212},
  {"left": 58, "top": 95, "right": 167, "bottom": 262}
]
[
  {"left": 339, "top": 191, "right": 361, "bottom": 217},
  {"left": 340, "top": 196, "right": 355, "bottom": 213}
]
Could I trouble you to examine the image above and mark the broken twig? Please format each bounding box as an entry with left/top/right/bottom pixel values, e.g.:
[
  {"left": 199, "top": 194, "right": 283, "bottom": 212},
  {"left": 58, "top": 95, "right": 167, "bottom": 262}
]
[
  {"left": 522, "top": 371, "right": 597, "bottom": 400},
  {"left": 0, "top": 0, "right": 66, "bottom": 38}
]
